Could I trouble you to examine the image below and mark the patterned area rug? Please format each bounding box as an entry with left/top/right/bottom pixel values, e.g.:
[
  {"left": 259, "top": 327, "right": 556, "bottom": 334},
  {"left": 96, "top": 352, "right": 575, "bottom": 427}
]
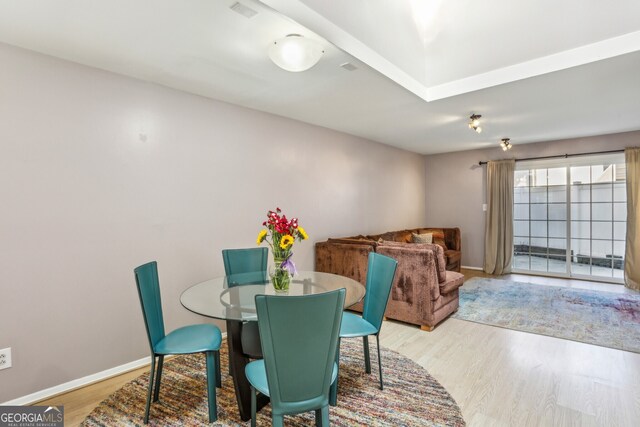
[
  {"left": 454, "top": 277, "right": 640, "bottom": 353},
  {"left": 82, "top": 339, "right": 465, "bottom": 426}
]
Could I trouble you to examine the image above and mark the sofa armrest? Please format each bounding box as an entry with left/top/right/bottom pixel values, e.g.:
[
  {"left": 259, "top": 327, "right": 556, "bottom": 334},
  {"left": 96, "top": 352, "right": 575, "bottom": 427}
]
[
  {"left": 315, "top": 241, "right": 373, "bottom": 287},
  {"left": 376, "top": 245, "right": 441, "bottom": 303},
  {"left": 378, "top": 241, "right": 447, "bottom": 283}
]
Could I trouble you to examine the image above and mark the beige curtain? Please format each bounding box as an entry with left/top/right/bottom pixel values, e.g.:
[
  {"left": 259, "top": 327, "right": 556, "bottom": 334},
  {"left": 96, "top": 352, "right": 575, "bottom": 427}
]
[
  {"left": 484, "top": 159, "right": 515, "bottom": 275},
  {"left": 624, "top": 147, "right": 640, "bottom": 290}
]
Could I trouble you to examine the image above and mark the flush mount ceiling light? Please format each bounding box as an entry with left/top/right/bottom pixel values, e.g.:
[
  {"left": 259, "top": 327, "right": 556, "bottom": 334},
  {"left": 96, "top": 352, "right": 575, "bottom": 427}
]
[
  {"left": 468, "top": 114, "right": 482, "bottom": 133},
  {"left": 500, "top": 138, "right": 513, "bottom": 151},
  {"left": 268, "top": 34, "right": 324, "bottom": 72}
]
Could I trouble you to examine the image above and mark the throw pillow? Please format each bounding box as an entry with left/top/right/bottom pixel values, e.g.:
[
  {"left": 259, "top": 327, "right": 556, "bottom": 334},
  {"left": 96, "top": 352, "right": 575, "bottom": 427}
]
[
  {"left": 412, "top": 232, "right": 432, "bottom": 244},
  {"left": 419, "top": 229, "right": 448, "bottom": 250}
]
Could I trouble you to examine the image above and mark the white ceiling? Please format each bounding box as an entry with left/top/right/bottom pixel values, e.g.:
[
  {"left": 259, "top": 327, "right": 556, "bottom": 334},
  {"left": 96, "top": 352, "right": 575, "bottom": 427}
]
[{"left": 1, "top": 0, "right": 639, "bottom": 154}]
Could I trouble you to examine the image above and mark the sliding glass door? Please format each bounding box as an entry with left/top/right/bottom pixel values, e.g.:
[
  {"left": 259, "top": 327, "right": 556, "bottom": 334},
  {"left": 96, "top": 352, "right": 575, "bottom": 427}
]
[
  {"left": 513, "top": 167, "right": 568, "bottom": 274},
  {"left": 512, "top": 154, "right": 626, "bottom": 281}
]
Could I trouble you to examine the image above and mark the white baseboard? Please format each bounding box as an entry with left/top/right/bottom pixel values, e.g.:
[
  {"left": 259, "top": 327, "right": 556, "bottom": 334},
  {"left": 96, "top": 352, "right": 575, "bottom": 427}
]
[
  {"left": 1, "top": 332, "right": 228, "bottom": 406},
  {"left": 461, "top": 265, "right": 483, "bottom": 271},
  {"left": 1, "top": 356, "right": 151, "bottom": 406}
]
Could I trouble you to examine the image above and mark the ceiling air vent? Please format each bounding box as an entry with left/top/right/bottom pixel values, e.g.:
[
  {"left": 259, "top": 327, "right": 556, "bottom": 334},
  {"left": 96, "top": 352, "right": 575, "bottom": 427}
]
[
  {"left": 340, "top": 62, "right": 357, "bottom": 71},
  {"left": 230, "top": 2, "right": 258, "bottom": 18}
]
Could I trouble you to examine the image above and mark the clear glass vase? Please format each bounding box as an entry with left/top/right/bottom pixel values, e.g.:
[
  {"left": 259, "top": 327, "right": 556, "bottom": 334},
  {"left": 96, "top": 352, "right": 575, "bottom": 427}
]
[{"left": 270, "top": 256, "right": 292, "bottom": 293}]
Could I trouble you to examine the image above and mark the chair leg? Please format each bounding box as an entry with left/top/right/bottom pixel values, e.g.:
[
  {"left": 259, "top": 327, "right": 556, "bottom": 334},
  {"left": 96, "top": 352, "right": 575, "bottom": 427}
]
[
  {"left": 329, "top": 338, "right": 340, "bottom": 406},
  {"left": 250, "top": 386, "right": 257, "bottom": 427},
  {"left": 272, "top": 414, "right": 284, "bottom": 427},
  {"left": 215, "top": 350, "right": 221, "bottom": 388},
  {"left": 315, "top": 405, "right": 329, "bottom": 427},
  {"left": 152, "top": 355, "right": 164, "bottom": 402},
  {"left": 143, "top": 356, "right": 156, "bottom": 424},
  {"left": 376, "top": 334, "right": 383, "bottom": 390},
  {"left": 363, "top": 335, "right": 371, "bottom": 374},
  {"left": 227, "top": 332, "right": 234, "bottom": 376},
  {"left": 205, "top": 351, "right": 218, "bottom": 423}
]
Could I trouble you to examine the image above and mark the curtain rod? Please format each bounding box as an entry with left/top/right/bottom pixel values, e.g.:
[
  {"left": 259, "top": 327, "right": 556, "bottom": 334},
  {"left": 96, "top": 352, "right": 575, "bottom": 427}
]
[{"left": 478, "top": 149, "right": 625, "bottom": 166}]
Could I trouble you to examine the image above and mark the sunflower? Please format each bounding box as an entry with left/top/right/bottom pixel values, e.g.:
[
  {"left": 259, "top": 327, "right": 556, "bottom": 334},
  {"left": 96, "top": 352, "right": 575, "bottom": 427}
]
[
  {"left": 280, "top": 234, "right": 294, "bottom": 249},
  {"left": 298, "top": 226, "right": 308, "bottom": 240},
  {"left": 256, "top": 229, "right": 267, "bottom": 245}
]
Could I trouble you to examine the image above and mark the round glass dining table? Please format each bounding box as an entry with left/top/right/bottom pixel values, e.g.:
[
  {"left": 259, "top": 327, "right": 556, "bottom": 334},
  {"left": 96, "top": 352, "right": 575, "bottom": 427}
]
[
  {"left": 180, "top": 270, "right": 365, "bottom": 321},
  {"left": 179, "top": 270, "right": 365, "bottom": 421}
]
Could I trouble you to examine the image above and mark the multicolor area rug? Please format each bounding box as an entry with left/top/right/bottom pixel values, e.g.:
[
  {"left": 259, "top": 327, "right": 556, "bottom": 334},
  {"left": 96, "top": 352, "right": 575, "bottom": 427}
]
[
  {"left": 454, "top": 277, "right": 640, "bottom": 353},
  {"left": 82, "top": 339, "right": 465, "bottom": 426}
]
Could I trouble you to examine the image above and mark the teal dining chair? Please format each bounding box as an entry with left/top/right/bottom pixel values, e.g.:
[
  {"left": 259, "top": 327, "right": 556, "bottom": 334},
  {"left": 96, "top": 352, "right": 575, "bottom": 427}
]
[
  {"left": 245, "top": 289, "right": 346, "bottom": 427},
  {"left": 222, "top": 247, "right": 268, "bottom": 276},
  {"left": 134, "top": 261, "right": 222, "bottom": 424},
  {"left": 330, "top": 252, "right": 397, "bottom": 405},
  {"left": 222, "top": 247, "right": 269, "bottom": 363}
]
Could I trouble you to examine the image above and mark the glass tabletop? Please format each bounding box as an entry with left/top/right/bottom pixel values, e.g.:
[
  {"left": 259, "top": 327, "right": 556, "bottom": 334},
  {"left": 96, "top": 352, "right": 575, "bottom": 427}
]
[{"left": 180, "top": 271, "right": 365, "bottom": 321}]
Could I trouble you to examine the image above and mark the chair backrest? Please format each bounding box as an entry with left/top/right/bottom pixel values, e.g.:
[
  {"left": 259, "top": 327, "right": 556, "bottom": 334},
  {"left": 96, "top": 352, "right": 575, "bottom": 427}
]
[
  {"left": 362, "top": 252, "right": 398, "bottom": 331},
  {"left": 222, "top": 247, "right": 268, "bottom": 275},
  {"left": 255, "top": 289, "right": 345, "bottom": 415},
  {"left": 134, "top": 261, "right": 166, "bottom": 353}
]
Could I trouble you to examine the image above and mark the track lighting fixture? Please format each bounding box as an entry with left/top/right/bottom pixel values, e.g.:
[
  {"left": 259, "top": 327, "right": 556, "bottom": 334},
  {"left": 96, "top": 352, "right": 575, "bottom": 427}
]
[
  {"left": 468, "top": 114, "right": 482, "bottom": 133},
  {"left": 500, "top": 138, "right": 513, "bottom": 151}
]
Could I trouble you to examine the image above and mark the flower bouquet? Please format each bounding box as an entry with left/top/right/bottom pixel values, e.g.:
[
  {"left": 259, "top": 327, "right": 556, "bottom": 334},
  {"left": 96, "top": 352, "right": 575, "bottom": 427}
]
[{"left": 256, "top": 208, "right": 308, "bottom": 293}]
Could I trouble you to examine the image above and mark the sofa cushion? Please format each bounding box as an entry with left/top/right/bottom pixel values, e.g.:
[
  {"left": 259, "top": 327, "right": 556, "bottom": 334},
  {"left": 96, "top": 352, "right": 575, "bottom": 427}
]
[
  {"left": 440, "top": 271, "right": 464, "bottom": 294},
  {"left": 395, "top": 230, "right": 414, "bottom": 243},
  {"left": 366, "top": 233, "right": 383, "bottom": 241},
  {"left": 369, "top": 230, "right": 412, "bottom": 243}
]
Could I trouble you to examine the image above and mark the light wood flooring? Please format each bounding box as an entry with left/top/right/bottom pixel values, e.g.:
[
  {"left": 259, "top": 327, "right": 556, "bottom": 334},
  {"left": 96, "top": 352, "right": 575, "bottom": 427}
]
[{"left": 38, "top": 269, "right": 640, "bottom": 426}]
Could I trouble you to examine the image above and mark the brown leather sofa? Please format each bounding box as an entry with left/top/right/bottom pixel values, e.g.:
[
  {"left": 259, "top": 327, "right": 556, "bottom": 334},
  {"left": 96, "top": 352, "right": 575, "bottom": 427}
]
[{"left": 315, "top": 228, "right": 464, "bottom": 330}]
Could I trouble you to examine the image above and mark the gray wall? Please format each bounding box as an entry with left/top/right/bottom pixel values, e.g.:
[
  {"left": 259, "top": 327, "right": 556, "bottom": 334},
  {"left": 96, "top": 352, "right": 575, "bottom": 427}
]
[
  {"left": 0, "top": 43, "right": 426, "bottom": 402},
  {"left": 424, "top": 131, "right": 640, "bottom": 268}
]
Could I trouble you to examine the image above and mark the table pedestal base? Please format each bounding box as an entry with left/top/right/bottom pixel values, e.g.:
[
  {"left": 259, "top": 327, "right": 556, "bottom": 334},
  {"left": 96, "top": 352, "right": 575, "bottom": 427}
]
[{"left": 226, "top": 319, "right": 269, "bottom": 421}]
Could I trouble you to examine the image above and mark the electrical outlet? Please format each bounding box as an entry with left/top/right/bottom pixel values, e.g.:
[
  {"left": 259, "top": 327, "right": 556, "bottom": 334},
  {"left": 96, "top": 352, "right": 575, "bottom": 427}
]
[{"left": 0, "top": 348, "right": 12, "bottom": 370}]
